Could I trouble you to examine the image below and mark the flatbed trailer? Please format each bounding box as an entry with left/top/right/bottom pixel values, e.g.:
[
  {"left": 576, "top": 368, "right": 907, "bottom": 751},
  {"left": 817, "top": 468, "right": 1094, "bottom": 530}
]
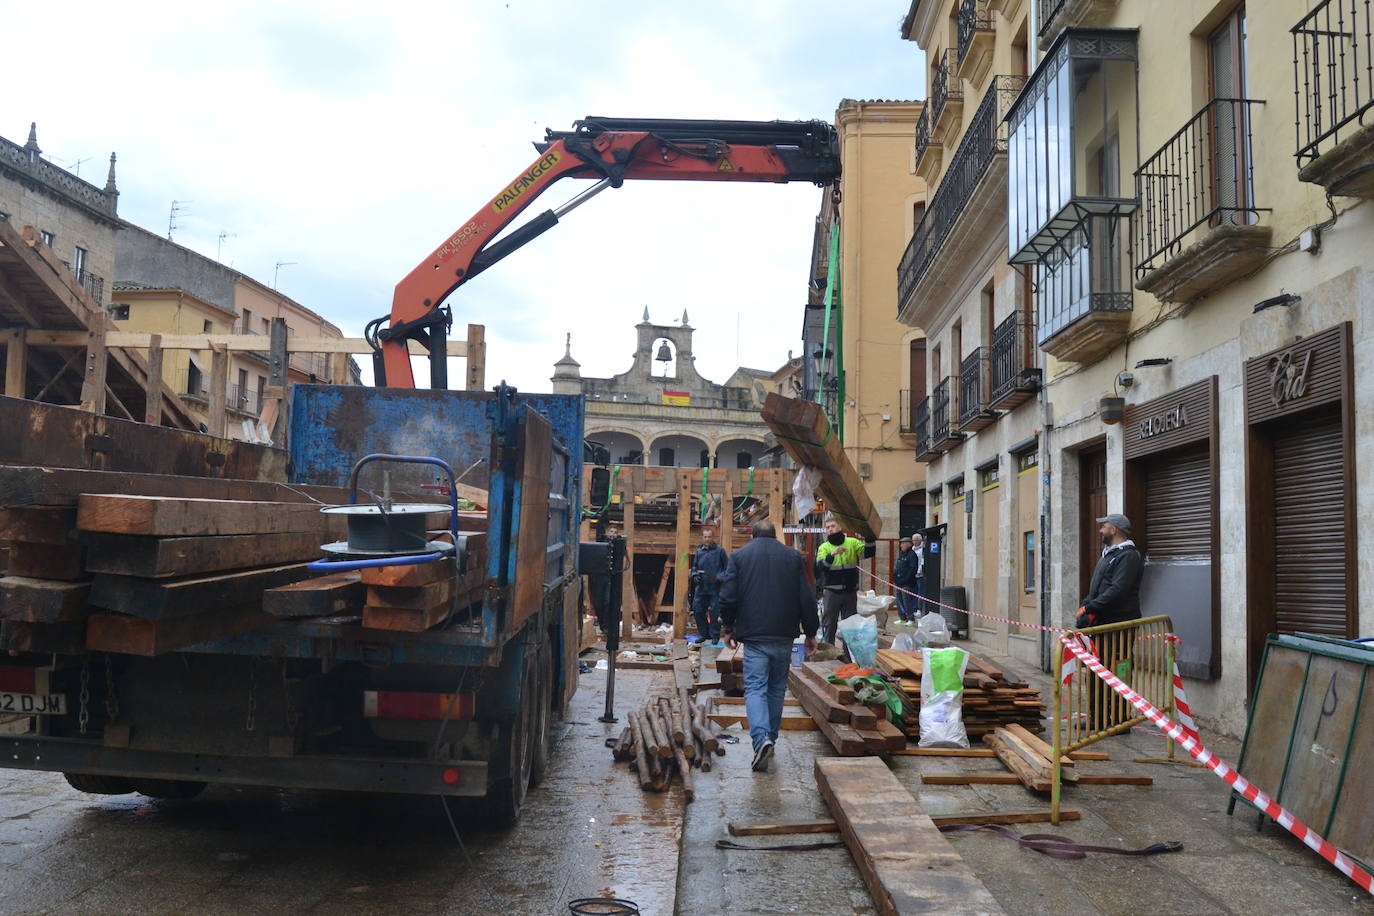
[{"left": 0, "top": 384, "right": 583, "bottom": 824}]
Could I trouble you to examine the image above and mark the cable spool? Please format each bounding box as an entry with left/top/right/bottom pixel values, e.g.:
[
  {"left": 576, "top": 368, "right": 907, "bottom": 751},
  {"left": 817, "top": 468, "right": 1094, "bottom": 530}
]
[{"left": 319, "top": 503, "right": 455, "bottom": 559}]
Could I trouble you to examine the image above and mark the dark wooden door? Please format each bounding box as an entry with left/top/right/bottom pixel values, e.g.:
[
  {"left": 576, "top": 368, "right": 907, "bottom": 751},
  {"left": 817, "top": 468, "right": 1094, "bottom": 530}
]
[{"left": 1079, "top": 444, "right": 1108, "bottom": 599}]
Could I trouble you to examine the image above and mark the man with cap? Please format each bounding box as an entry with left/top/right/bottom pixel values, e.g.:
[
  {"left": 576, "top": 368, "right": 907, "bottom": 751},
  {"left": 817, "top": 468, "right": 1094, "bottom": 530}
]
[
  {"left": 815, "top": 516, "right": 877, "bottom": 646},
  {"left": 893, "top": 535, "right": 923, "bottom": 622},
  {"left": 1077, "top": 514, "right": 1143, "bottom": 628},
  {"left": 1078, "top": 513, "right": 1144, "bottom": 732}
]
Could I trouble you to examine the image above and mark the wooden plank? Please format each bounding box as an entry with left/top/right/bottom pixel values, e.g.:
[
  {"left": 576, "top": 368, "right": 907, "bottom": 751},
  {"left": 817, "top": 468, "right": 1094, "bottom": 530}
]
[
  {"left": 359, "top": 557, "right": 455, "bottom": 588},
  {"left": 362, "top": 600, "right": 451, "bottom": 633},
  {"left": 621, "top": 476, "right": 636, "bottom": 637},
  {"left": 143, "top": 334, "right": 164, "bottom": 425},
  {"left": 77, "top": 494, "right": 337, "bottom": 537},
  {"left": 761, "top": 394, "right": 880, "bottom": 538},
  {"left": 365, "top": 577, "right": 454, "bottom": 612},
  {"left": 709, "top": 696, "right": 801, "bottom": 707},
  {"left": 0, "top": 619, "right": 86, "bottom": 654},
  {"left": 788, "top": 669, "right": 866, "bottom": 754},
  {"left": 87, "top": 606, "right": 272, "bottom": 655},
  {"left": 465, "top": 323, "right": 485, "bottom": 390},
  {"left": 921, "top": 773, "right": 1025, "bottom": 786},
  {"left": 844, "top": 704, "right": 879, "bottom": 729},
  {"left": 984, "top": 733, "right": 1051, "bottom": 791},
  {"left": 207, "top": 345, "right": 228, "bottom": 437},
  {"left": 509, "top": 408, "right": 551, "bottom": 630},
  {"left": 1004, "top": 723, "right": 1073, "bottom": 767},
  {"left": 672, "top": 471, "right": 691, "bottom": 639},
  {"left": 0, "top": 577, "right": 91, "bottom": 623},
  {"left": 5, "top": 541, "right": 85, "bottom": 580},
  {"left": 88, "top": 563, "right": 315, "bottom": 619},
  {"left": 789, "top": 668, "right": 850, "bottom": 723},
  {"left": 721, "top": 476, "right": 734, "bottom": 554},
  {"left": 891, "top": 747, "right": 997, "bottom": 758},
  {"left": 705, "top": 711, "right": 816, "bottom": 730},
  {"left": 728, "top": 820, "right": 838, "bottom": 837},
  {"left": 816, "top": 757, "right": 1004, "bottom": 916},
  {"left": 929, "top": 809, "right": 1081, "bottom": 828},
  {"left": 801, "top": 660, "right": 856, "bottom": 704},
  {"left": 264, "top": 572, "right": 363, "bottom": 618},
  {"left": 1072, "top": 774, "right": 1153, "bottom": 786},
  {"left": 78, "top": 328, "right": 108, "bottom": 416},
  {"left": 4, "top": 328, "right": 26, "bottom": 398},
  {"left": 0, "top": 507, "right": 77, "bottom": 545},
  {"left": 768, "top": 467, "right": 784, "bottom": 529},
  {"left": 82, "top": 530, "right": 328, "bottom": 578}
]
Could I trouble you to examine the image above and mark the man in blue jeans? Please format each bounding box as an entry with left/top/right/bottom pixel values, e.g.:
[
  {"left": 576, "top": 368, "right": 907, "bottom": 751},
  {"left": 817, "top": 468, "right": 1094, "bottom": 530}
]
[{"left": 718, "top": 520, "right": 819, "bottom": 772}]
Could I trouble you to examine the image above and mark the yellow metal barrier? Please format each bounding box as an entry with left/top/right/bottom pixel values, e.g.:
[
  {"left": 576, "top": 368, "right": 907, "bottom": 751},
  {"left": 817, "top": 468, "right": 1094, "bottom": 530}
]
[{"left": 1050, "top": 614, "right": 1177, "bottom": 823}]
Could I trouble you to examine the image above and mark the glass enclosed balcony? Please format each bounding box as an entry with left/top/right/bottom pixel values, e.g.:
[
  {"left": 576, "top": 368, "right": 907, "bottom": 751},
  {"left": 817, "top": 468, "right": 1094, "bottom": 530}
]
[{"left": 1008, "top": 29, "right": 1139, "bottom": 266}]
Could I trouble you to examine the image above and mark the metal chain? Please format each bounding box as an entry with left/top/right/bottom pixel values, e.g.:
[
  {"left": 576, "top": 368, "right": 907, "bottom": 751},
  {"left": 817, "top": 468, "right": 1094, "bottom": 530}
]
[
  {"left": 245, "top": 660, "right": 258, "bottom": 732},
  {"left": 281, "top": 658, "right": 298, "bottom": 733},
  {"left": 77, "top": 656, "right": 90, "bottom": 735},
  {"left": 103, "top": 654, "right": 119, "bottom": 722}
]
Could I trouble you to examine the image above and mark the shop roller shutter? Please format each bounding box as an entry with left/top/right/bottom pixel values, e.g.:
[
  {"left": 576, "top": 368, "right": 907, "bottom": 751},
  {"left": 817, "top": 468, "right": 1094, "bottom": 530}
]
[
  {"left": 1272, "top": 409, "right": 1347, "bottom": 638},
  {"left": 1143, "top": 446, "right": 1212, "bottom": 561}
]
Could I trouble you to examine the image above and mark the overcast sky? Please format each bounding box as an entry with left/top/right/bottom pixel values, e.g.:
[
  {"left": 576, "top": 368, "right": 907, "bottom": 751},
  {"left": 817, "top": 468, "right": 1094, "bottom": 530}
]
[{"left": 8, "top": 0, "right": 923, "bottom": 392}]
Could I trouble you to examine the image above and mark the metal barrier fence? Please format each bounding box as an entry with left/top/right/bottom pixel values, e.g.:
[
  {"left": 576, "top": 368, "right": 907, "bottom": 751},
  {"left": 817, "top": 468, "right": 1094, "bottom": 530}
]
[{"left": 1051, "top": 614, "right": 1177, "bottom": 823}]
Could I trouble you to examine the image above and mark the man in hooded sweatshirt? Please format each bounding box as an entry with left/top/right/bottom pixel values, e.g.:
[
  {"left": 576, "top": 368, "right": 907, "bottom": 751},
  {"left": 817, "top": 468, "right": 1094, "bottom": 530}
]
[{"left": 815, "top": 515, "right": 876, "bottom": 646}]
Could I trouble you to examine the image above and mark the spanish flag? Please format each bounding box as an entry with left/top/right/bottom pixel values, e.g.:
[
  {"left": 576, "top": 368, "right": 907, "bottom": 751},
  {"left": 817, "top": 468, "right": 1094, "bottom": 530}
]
[{"left": 662, "top": 390, "right": 691, "bottom": 406}]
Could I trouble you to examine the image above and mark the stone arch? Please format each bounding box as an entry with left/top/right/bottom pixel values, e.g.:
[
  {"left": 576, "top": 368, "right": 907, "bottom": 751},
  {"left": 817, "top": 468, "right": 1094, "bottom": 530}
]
[
  {"left": 586, "top": 428, "right": 646, "bottom": 465},
  {"left": 713, "top": 435, "right": 767, "bottom": 469},
  {"left": 648, "top": 433, "right": 710, "bottom": 468}
]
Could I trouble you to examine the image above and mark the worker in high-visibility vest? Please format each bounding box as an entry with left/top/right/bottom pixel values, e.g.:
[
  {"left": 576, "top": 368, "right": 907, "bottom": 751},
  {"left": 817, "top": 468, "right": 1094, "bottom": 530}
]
[{"left": 815, "top": 515, "right": 875, "bottom": 646}]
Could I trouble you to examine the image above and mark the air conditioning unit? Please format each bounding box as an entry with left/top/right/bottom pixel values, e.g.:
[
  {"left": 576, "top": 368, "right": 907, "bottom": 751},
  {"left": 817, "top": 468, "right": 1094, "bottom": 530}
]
[{"left": 858, "top": 462, "right": 872, "bottom": 479}]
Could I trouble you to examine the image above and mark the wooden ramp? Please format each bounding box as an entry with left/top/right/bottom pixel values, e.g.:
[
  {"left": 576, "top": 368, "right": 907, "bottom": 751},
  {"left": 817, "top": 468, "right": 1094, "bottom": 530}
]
[{"left": 815, "top": 757, "right": 1004, "bottom": 916}]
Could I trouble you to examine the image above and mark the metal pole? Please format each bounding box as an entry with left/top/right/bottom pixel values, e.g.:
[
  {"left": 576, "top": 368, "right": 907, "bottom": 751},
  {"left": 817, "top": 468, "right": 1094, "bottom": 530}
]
[{"left": 599, "top": 535, "right": 627, "bottom": 724}]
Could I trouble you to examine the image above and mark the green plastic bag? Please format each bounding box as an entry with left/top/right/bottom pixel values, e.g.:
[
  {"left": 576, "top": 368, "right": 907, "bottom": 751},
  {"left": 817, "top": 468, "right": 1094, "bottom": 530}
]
[{"left": 925, "top": 647, "right": 967, "bottom": 694}]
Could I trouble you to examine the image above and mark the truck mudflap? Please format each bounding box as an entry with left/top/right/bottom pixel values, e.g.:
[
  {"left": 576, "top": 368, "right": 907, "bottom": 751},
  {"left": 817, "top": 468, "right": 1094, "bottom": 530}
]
[{"left": 3, "top": 736, "right": 487, "bottom": 797}]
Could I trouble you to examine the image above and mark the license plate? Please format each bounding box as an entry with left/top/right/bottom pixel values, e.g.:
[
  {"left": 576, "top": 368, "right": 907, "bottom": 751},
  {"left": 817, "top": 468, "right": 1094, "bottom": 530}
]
[{"left": 0, "top": 692, "right": 67, "bottom": 715}]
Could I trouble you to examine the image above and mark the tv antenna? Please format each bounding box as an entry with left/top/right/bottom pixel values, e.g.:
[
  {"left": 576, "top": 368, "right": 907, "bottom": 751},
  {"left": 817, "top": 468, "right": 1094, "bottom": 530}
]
[
  {"left": 217, "top": 231, "right": 237, "bottom": 262},
  {"left": 168, "top": 200, "right": 193, "bottom": 240},
  {"left": 273, "top": 261, "right": 298, "bottom": 290}
]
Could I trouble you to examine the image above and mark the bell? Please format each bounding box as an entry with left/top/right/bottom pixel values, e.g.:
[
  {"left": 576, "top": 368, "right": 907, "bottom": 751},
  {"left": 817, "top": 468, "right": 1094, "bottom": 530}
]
[{"left": 655, "top": 342, "right": 672, "bottom": 363}]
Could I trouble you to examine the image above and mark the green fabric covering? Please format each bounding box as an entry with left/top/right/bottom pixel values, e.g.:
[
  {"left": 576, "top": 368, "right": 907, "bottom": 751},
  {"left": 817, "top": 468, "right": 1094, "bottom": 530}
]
[{"left": 926, "top": 648, "right": 967, "bottom": 694}]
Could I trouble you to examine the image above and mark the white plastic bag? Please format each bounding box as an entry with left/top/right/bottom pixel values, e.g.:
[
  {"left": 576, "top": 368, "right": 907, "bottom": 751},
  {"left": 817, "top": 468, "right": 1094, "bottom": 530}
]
[
  {"left": 836, "top": 613, "right": 879, "bottom": 669},
  {"left": 916, "top": 611, "right": 950, "bottom": 648},
  {"left": 855, "top": 589, "right": 895, "bottom": 617},
  {"left": 792, "top": 465, "right": 822, "bottom": 520},
  {"left": 892, "top": 630, "right": 917, "bottom": 653},
  {"left": 918, "top": 646, "right": 970, "bottom": 748}
]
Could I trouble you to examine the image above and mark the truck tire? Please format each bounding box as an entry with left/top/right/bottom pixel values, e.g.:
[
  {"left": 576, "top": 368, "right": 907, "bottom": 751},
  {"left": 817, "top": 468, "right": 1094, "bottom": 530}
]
[
  {"left": 528, "top": 639, "right": 553, "bottom": 788},
  {"left": 472, "top": 650, "right": 536, "bottom": 827},
  {"left": 63, "top": 773, "right": 135, "bottom": 795},
  {"left": 133, "top": 779, "right": 207, "bottom": 800}
]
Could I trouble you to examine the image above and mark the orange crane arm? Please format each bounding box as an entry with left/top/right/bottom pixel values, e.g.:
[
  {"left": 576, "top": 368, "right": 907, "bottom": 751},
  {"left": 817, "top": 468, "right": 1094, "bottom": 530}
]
[{"left": 371, "top": 116, "right": 840, "bottom": 388}]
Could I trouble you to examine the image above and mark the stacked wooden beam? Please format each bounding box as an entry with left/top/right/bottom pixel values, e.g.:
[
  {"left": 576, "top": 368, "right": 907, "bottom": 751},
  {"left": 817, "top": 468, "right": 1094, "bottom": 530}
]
[
  {"left": 713, "top": 644, "right": 744, "bottom": 696},
  {"left": 609, "top": 690, "right": 725, "bottom": 799},
  {"left": 760, "top": 393, "right": 881, "bottom": 539},
  {"left": 876, "top": 648, "right": 1045, "bottom": 739},
  {"left": 788, "top": 660, "right": 905, "bottom": 756}
]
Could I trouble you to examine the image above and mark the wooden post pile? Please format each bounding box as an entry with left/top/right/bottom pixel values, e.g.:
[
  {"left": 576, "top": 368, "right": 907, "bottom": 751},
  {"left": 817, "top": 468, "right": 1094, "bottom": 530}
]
[
  {"left": 713, "top": 644, "right": 744, "bottom": 696},
  {"left": 787, "top": 660, "right": 905, "bottom": 756},
  {"left": 875, "top": 648, "right": 1045, "bottom": 739},
  {"left": 608, "top": 689, "right": 725, "bottom": 799}
]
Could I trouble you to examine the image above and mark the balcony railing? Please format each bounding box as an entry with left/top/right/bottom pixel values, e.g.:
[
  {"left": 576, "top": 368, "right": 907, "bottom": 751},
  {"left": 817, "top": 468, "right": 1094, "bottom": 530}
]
[
  {"left": 1135, "top": 99, "right": 1267, "bottom": 275},
  {"left": 989, "top": 311, "right": 1041, "bottom": 409},
  {"left": 914, "top": 107, "right": 937, "bottom": 169},
  {"left": 931, "top": 377, "right": 962, "bottom": 447},
  {"left": 914, "top": 396, "right": 934, "bottom": 460},
  {"left": 957, "top": 0, "right": 994, "bottom": 67},
  {"left": 898, "top": 76, "right": 1027, "bottom": 308},
  {"left": 899, "top": 389, "right": 916, "bottom": 434},
  {"left": 930, "top": 50, "right": 963, "bottom": 128},
  {"left": 957, "top": 348, "right": 997, "bottom": 433},
  {"left": 227, "top": 384, "right": 259, "bottom": 416},
  {"left": 1037, "top": 0, "right": 1068, "bottom": 37},
  {"left": 1293, "top": 0, "right": 1374, "bottom": 163}
]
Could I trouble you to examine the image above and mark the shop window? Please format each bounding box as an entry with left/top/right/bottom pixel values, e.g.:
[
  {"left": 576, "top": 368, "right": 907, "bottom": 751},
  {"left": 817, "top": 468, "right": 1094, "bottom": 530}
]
[
  {"left": 1024, "top": 531, "right": 1036, "bottom": 591},
  {"left": 1017, "top": 449, "right": 1039, "bottom": 473},
  {"left": 980, "top": 465, "right": 1000, "bottom": 489}
]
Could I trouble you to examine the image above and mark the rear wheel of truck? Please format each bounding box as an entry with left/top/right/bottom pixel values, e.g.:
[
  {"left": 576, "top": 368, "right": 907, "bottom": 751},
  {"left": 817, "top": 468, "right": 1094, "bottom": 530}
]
[
  {"left": 63, "top": 773, "right": 135, "bottom": 795},
  {"left": 528, "top": 639, "right": 553, "bottom": 788},
  {"left": 472, "top": 650, "right": 536, "bottom": 827},
  {"left": 132, "top": 779, "right": 207, "bottom": 800}
]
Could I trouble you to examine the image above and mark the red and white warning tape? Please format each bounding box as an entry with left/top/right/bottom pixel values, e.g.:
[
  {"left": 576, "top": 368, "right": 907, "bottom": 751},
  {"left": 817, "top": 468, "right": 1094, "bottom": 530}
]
[{"left": 1058, "top": 633, "right": 1374, "bottom": 896}]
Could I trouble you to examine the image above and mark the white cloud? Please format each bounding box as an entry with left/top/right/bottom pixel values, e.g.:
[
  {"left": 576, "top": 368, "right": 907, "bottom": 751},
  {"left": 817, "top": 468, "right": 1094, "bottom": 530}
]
[{"left": 7, "top": 0, "right": 921, "bottom": 391}]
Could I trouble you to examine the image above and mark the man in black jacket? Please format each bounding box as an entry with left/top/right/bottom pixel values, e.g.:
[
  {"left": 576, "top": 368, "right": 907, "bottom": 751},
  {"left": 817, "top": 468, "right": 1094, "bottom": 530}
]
[
  {"left": 719, "top": 520, "right": 819, "bottom": 772},
  {"left": 1078, "top": 513, "right": 1144, "bottom": 731}
]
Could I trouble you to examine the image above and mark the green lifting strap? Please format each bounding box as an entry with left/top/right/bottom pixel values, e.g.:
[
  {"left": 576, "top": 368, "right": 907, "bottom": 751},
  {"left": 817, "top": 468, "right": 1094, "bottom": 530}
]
[
  {"left": 585, "top": 463, "right": 620, "bottom": 519},
  {"left": 700, "top": 467, "right": 710, "bottom": 521}
]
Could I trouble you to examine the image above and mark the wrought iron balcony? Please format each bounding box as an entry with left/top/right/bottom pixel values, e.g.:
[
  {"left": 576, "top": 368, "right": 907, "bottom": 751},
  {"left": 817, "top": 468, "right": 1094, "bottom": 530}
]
[
  {"left": 914, "top": 107, "right": 942, "bottom": 178},
  {"left": 227, "top": 383, "right": 259, "bottom": 416},
  {"left": 931, "top": 377, "right": 963, "bottom": 450},
  {"left": 1293, "top": 0, "right": 1374, "bottom": 198},
  {"left": 930, "top": 50, "right": 964, "bottom": 134},
  {"left": 957, "top": 0, "right": 996, "bottom": 83},
  {"left": 914, "top": 396, "right": 937, "bottom": 462},
  {"left": 898, "top": 76, "right": 1026, "bottom": 315},
  {"left": 1135, "top": 99, "right": 1272, "bottom": 304},
  {"left": 989, "top": 311, "right": 1041, "bottom": 410},
  {"left": 1036, "top": 0, "right": 1119, "bottom": 49},
  {"left": 957, "top": 348, "right": 998, "bottom": 434}
]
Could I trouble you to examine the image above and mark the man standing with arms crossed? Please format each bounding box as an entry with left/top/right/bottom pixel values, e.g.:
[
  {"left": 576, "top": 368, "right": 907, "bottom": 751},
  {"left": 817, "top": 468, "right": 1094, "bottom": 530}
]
[
  {"left": 893, "top": 535, "right": 924, "bottom": 622},
  {"left": 815, "top": 516, "right": 876, "bottom": 646},
  {"left": 719, "top": 521, "right": 818, "bottom": 772}
]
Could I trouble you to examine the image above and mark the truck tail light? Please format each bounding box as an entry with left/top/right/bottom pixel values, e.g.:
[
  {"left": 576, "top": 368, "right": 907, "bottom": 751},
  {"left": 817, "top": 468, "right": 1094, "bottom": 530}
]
[
  {"left": 363, "top": 690, "right": 475, "bottom": 721},
  {"left": 0, "top": 666, "right": 38, "bottom": 693}
]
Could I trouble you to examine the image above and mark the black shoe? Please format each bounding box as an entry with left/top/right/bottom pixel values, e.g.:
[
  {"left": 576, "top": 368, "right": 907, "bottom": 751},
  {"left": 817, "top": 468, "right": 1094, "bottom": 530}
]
[{"left": 751, "top": 739, "right": 774, "bottom": 772}]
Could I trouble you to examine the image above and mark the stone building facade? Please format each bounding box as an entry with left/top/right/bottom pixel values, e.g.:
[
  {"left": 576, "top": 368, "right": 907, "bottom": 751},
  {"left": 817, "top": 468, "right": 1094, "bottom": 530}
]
[{"left": 552, "top": 311, "right": 776, "bottom": 468}]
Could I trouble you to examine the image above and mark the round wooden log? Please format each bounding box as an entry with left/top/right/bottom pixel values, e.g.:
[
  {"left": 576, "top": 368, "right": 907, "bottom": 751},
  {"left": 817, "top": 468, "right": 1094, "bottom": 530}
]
[{"left": 626, "top": 710, "right": 654, "bottom": 791}]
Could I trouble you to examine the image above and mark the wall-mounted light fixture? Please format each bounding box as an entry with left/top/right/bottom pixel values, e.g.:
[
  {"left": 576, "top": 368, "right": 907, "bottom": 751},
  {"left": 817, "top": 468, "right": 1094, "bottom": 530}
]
[
  {"left": 1100, "top": 396, "right": 1125, "bottom": 424},
  {"left": 1254, "top": 293, "right": 1301, "bottom": 313},
  {"left": 1134, "top": 358, "right": 1173, "bottom": 369}
]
